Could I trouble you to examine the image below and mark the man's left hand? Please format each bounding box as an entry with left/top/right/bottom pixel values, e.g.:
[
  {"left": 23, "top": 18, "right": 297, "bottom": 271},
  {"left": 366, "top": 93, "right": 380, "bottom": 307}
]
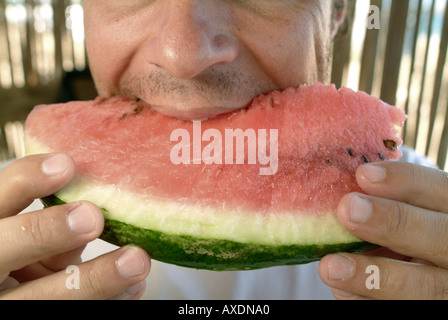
[{"left": 319, "top": 162, "right": 448, "bottom": 299}]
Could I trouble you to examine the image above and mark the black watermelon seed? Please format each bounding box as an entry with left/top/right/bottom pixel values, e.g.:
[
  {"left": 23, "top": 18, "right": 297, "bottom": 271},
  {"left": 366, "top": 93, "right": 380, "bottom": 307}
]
[
  {"left": 347, "top": 148, "right": 354, "bottom": 157},
  {"left": 362, "top": 155, "right": 370, "bottom": 163},
  {"left": 378, "top": 153, "right": 386, "bottom": 161},
  {"left": 384, "top": 140, "right": 398, "bottom": 151}
]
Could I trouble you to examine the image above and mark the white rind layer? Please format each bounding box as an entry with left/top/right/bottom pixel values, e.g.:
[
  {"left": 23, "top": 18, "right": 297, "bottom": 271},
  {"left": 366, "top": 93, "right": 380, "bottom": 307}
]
[{"left": 26, "top": 136, "right": 360, "bottom": 246}]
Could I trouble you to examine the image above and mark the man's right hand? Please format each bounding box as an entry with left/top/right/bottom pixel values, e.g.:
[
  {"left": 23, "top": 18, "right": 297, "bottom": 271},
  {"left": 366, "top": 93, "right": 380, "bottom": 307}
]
[{"left": 0, "top": 153, "right": 151, "bottom": 300}]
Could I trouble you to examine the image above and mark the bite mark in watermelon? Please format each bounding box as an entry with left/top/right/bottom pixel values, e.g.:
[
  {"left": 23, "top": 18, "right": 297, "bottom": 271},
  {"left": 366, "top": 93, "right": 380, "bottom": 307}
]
[{"left": 24, "top": 83, "right": 406, "bottom": 270}]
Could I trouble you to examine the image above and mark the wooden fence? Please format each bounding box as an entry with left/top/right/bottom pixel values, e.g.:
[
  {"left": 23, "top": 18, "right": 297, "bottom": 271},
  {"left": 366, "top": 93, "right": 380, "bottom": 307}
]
[{"left": 333, "top": 0, "right": 448, "bottom": 169}]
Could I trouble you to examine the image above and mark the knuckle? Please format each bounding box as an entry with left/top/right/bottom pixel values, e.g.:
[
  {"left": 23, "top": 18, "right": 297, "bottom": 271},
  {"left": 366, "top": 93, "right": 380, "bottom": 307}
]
[
  {"left": 386, "top": 201, "right": 410, "bottom": 238},
  {"left": 378, "top": 259, "right": 407, "bottom": 298},
  {"left": 23, "top": 212, "right": 54, "bottom": 249},
  {"left": 80, "top": 264, "right": 108, "bottom": 297}
]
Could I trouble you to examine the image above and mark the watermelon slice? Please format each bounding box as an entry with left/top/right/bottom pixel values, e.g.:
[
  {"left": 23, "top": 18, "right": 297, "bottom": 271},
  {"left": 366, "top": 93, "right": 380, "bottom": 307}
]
[{"left": 24, "top": 83, "right": 406, "bottom": 271}]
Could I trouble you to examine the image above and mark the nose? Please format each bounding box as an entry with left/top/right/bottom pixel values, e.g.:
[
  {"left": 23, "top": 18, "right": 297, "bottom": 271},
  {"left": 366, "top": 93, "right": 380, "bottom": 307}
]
[{"left": 145, "top": 1, "right": 239, "bottom": 79}]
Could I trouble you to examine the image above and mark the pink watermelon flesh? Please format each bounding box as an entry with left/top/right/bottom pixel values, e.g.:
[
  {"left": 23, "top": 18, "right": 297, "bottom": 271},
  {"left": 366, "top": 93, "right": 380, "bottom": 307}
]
[
  {"left": 26, "top": 83, "right": 405, "bottom": 214},
  {"left": 24, "top": 82, "right": 407, "bottom": 270}
]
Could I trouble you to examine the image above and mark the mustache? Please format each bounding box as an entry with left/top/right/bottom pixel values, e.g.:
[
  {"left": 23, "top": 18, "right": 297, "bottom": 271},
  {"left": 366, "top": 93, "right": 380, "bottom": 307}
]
[{"left": 117, "top": 68, "right": 272, "bottom": 103}]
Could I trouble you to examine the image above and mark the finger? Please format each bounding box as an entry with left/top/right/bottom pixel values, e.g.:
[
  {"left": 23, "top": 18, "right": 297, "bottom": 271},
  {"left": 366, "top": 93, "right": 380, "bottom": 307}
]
[
  {"left": 0, "top": 153, "right": 75, "bottom": 218},
  {"left": 0, "top": 246, "right": 151, "bottom": 300},
  {"left": 11, "top": 246, "right": 86, "bottom": 283},
  {"left": 337, "top": 193, "right": 448, "bottom": 268},
  {"left": 0, "top": 201, "right": 103, "bottom": 275},
  {"left": 362, "top": 247, "right": 410, "bottom": 261},
  {"left": 362, "top": 247, "right": 435, "bottom": 266},
  {"left": 356, "top": 162, "right": 448, "bottom": 213},
  {"left": 319, "top": 253, "right": 448, "bottom": 300},
  {"left": 40, "top": 246, "right": 86, "bottom": 272}
]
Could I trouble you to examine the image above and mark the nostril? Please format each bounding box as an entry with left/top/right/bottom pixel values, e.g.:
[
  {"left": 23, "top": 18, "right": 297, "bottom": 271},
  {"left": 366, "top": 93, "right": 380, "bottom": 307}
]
[{"left": 153, "top": 34, "right": 238, "bottom": 80}]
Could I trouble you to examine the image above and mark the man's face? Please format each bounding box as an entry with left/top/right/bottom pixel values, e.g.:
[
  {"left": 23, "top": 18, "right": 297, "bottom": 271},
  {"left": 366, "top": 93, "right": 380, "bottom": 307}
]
[{"left": 84, "top": 0, "right": 336, "bottom": 120}]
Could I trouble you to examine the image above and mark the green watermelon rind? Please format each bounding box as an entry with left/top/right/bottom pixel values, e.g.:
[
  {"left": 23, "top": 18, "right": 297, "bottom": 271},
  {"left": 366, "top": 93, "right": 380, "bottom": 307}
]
[{"left": 41, "top": 195, "right": 377, "bottom": 271}]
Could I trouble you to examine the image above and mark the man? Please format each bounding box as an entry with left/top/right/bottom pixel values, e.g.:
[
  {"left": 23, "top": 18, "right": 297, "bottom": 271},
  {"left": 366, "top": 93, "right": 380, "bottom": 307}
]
[{"left": 1, "top": 0, "right": 448, "bottom": 300}]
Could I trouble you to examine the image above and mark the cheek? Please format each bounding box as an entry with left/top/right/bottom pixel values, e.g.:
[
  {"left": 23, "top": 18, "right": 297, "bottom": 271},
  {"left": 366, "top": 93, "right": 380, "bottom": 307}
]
[
  {"left": 250, "top": 2, "right": 332, "bottom": 86},
  {"left": 84, "top": 11, "right": 144, "bottom": 96},
  {"left": 87, "top": 43, "right": 127, "bottom": 96},
  {"left": 247, "top": 23, "right": 321, "bottom": 87},
  {"left": 271, "top": 19, "right": 331, "bottom": 85}
]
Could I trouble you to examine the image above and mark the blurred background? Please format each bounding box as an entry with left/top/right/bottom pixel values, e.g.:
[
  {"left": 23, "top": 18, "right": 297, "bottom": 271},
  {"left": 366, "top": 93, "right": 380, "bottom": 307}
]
[
  {"left": 0, "top": 0, "right": 447, "bottom": 170},
  {"left": 0, "top": 0, "right": 94, "bottom": 162}
]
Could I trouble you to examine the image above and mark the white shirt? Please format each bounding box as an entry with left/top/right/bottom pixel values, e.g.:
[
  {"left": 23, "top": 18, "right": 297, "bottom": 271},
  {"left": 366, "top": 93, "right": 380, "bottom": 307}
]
[{"left": 16, "top": 146, "right": 439, "bottom": 300}]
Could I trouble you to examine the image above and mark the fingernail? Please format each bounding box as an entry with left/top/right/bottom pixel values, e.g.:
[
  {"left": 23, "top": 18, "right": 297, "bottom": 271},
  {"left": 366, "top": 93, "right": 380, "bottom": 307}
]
[
  {"left": 116, "top": 247, "right": 148, "bottom": 278},
  {"left": 350, "top": 195, "right": 372, "bottom": 224},
  {"left": 361, "top": 164, "right": 386, "bottom": 183},
  {"left": 328, "top": 254, "right": 355, "bottom": 281},
  {"left": 42, "top": 153, "right": 70, "bottom": 176},
  {"left": 67, "top": 203, "right": 98, "bottom": 234}
]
